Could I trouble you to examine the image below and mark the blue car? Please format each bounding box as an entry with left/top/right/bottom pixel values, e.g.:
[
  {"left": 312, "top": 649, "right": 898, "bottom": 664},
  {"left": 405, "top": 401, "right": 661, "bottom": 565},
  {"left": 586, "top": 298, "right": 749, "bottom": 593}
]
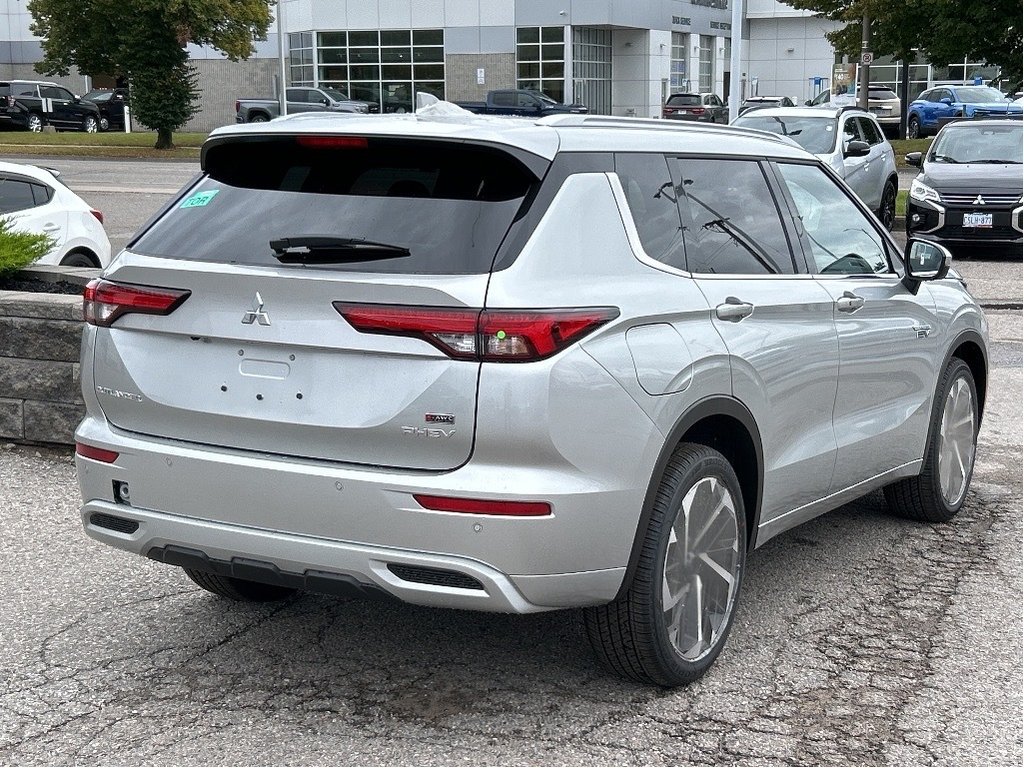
[{"left": 907, "top": 85, "right": 1023, "bottom": 138}]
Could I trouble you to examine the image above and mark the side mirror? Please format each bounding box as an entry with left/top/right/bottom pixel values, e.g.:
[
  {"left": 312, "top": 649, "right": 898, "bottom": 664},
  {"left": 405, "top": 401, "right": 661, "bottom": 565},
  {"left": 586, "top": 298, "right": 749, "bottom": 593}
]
[
  {"left": 905, "top": 151, "right": 923, "bottom": 167},
  {"left": 804, "top": 99, "right": 812, "bottom": 106},
  {"left": 940, "top": 97, "right": 952, "bottom": 105},
  {"left": 844, "top": 140, "right": 870, "bottom": 157},
  {"left": 902, "top": 238, "right": 952, "bottom": 292},
  {"left": 321, "top": 97, "right": 330, "bottom": 105}
]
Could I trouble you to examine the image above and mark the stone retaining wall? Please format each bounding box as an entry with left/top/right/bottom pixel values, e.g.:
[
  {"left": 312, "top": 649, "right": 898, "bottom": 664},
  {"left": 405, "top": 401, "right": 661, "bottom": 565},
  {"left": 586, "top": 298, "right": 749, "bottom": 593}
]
[{"left": 0, "top": 290, "right": 84, "bottom": 446}]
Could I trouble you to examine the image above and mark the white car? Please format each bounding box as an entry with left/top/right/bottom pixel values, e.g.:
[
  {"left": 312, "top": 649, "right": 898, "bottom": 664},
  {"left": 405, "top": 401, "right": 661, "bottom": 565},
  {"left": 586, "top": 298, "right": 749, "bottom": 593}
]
[
  {"left": 0, "top": 161, "right": 111, "bottom": 268},
  {"left": 732, "top": 106, "right": 900, "bottom": 229}
]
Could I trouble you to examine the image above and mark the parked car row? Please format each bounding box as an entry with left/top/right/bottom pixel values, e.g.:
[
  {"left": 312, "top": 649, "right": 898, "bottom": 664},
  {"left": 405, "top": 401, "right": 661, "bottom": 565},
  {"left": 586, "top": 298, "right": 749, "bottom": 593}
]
[{"left": 0, "top": 79, "right": 129, "bottom": 133}]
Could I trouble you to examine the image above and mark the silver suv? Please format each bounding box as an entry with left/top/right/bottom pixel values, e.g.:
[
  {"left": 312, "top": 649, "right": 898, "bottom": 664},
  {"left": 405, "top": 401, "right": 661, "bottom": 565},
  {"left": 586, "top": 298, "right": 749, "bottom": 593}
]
[
  {"left": 76, "top": 113, "right": 988, "bottom": 687},
  {"left": 732, "top": 105, "right": 899, "bottom": 230}
]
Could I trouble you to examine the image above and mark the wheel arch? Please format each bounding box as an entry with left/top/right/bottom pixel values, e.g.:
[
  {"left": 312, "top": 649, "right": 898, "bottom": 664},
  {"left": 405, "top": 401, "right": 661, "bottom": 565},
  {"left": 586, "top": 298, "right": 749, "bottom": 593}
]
[
  {"left": 948, "top": 331, "right": 988, "bottom": 420},
  {"left": 614, "top": 396, "right": 763, "bottom": 601},
  {"left": 59, "top": 247, "right": 100, "bottom": 268}
]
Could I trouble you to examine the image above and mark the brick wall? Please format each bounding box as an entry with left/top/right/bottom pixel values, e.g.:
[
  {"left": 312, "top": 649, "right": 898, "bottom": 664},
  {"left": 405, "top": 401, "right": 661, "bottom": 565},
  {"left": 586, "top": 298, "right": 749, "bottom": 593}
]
[{"left": 0, "top": 291, "right": 84, "bottom": 446}]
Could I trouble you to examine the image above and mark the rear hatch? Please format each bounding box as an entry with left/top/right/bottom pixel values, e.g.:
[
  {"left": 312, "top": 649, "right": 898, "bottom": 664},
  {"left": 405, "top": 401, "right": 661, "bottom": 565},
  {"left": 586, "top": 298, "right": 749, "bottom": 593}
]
[{"left": 91, "top": 133, "right": 547, "bottom": 470}]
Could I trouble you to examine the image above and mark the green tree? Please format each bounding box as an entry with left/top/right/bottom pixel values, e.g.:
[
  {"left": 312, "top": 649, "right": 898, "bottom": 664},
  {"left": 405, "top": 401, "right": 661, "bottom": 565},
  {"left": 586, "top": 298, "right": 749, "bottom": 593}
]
[
  {"left": 782, "top": 0, "right": 1022, "bottom": 86},
  {"left": 27, "top": 0, "right": 274, "bottom": 149}
]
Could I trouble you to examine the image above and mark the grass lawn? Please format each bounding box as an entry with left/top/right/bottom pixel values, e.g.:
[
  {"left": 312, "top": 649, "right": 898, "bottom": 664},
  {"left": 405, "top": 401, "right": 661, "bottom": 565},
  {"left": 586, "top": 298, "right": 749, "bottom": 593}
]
[
  {"left": 897, "top": 189, "right": 908, "bottom": 217},
  {"left": 0, "top": 130, "right": 205, "bottom": 159},
  {"left": 891, "top": 138, "right": 932, "bottom": 167}
]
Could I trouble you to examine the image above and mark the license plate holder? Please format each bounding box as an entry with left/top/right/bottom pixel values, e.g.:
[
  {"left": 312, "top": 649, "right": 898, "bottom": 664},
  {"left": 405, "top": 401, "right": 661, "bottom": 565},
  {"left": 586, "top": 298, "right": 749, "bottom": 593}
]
[{"left": 963, "top": 212, "right": 993, "bottom": 228}]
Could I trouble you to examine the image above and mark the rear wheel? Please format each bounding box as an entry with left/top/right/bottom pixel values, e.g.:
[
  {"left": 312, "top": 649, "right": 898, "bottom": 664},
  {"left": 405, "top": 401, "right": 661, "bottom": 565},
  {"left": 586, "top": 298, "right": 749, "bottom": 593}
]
[
  {"left": 248, "top": 113, "right": 269, "bottom": 123},
  {"left": 184, "top": 568, "right": 298, "bottom": 602},
  {"left": 584, "top": 443, "right": 746, "bottom": 686},
  {"left": 907, "top": 115, "right": 921, "bottom": 139},
  {"left": 884, "top": 358, "right": 978, "bottom": 522},
  {"left": 27, "top": 113, "right": 43, "bottom": 132},
  {"left": 98, "top": 115, "right": 110, "bottom": 131},
  {"left": 59, "top": 250, "right": 99, "bottom": 268}
]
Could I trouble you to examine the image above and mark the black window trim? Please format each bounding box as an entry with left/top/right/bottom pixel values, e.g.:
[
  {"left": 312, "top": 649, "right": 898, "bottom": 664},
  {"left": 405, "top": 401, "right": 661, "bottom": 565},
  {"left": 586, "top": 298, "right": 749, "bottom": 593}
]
[
  {"left": 769, "top": 157, "right": 904, "bottom": 278},
  {"left": 0, "top": 172, "right": 49, "bottom": 213}
]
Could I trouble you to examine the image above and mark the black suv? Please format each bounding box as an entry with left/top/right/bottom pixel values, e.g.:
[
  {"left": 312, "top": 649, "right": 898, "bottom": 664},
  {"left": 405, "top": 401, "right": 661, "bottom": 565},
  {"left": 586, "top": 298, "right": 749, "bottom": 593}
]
[{"left": 0, "top": 80, "right": 102, "bottom": 133}]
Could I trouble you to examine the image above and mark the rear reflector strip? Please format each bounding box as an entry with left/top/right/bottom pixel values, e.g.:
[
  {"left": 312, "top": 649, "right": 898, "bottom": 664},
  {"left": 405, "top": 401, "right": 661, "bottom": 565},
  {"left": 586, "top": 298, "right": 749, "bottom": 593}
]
[
  {"left": 76, "top": 442, "right": 119, "bottom": 463},
  {"left": 414, "top": 494, "right": 552, "bottom": 517},
  {"left": 83, "top": 278, "right": 191, "bottom": 327},
  {"left": 334, "top": 303, "right": 617, "bottom": 362}
]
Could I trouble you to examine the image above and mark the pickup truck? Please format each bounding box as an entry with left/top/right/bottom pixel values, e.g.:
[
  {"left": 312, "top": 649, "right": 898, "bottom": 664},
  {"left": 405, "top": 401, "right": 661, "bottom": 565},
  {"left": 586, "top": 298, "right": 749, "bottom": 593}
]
[
  {"left": 0, "top": 80, "right": 103, "bottom": 132},
  {"left": 235, "top": 86, "right": 372, "bottom": 123},
  {"left": 454, "top": 89, "right": 587, "bottom": 116}
]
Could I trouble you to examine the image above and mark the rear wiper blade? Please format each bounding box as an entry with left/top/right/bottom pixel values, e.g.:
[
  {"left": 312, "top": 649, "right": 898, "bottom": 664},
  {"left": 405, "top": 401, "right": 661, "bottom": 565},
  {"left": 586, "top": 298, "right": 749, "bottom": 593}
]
[{"left": 269, "top": 236, "right": 410, "bottom": 264}]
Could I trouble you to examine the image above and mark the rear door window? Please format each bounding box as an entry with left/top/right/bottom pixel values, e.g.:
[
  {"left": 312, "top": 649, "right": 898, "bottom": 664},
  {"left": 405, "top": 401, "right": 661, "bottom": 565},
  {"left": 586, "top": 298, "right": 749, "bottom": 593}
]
[
  {"left": 667, "top": 157, "right": 797, "bottom": 275},
  {"left": 131, "top": 136, "right": 544, "bottom": 275},
  {"left": 0, "top": 177, "right": 39, "bottom": 212}
]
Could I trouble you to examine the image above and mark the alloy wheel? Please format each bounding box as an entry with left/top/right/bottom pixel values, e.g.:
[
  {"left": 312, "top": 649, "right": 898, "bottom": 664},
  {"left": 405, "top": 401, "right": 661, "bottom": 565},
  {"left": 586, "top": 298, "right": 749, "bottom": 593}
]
[
  {"left": 880, "top": 184, "right": 897, "bottom": 230},
  {"left": 28, "top": 114, "right": 42, "bottom": 132},
  {"left": 661, "top": 476, "right": 741, "bottom": 661},
  {"left": 83, "top": 116, "right": 98, "bottom": 133},
  {"left": 937, "top": 375, "right": 976, "bottom": 506}
]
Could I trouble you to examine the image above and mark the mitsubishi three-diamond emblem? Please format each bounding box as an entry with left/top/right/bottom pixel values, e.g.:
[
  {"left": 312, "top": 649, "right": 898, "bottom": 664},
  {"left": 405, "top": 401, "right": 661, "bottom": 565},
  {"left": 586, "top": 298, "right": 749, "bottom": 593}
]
[
  {"left": 973, "top": 195, "right": 986, "bottom": 206},
  {"left": 241, "top": 291, "right": 271, "bottom": 326}
]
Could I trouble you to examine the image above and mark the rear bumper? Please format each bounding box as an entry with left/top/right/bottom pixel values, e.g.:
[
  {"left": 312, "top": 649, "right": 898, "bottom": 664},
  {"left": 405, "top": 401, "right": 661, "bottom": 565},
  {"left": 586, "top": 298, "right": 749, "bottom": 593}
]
[{"left": 75, "top": 415, "right": 644, "bottom": 612}]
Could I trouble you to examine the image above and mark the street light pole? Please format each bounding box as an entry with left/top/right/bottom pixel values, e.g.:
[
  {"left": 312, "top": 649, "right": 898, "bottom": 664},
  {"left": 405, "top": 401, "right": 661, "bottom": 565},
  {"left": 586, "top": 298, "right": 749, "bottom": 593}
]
[
  {"left": 727, "top": 0, "right": 743, "bottom": 122},
  {"left": 277, "top": 0, "right": 288, "bottom": 116},
  {"left": 858, "top": 14, "right": 870, "bottom": 110}
]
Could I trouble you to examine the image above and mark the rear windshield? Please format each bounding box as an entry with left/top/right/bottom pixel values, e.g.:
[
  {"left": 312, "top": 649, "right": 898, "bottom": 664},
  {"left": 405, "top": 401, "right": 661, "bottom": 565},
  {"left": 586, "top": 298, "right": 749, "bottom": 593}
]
[
  {"left": 667, "top": 94, "right": 702, "bottom": 106},
  {"left": 868, "top": 87, "right": 898, "bottom": 99},
  {"left": 132, "top": 136, "right": 543, "bottom": 275}
]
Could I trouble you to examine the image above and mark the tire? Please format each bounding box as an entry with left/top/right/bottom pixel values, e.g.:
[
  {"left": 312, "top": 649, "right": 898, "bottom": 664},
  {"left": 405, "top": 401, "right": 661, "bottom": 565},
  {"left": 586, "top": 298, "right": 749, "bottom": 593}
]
[
  {"left": 99, "top": 116, "right": 109, "bottom": 132},
  {"left": 82, "top": 115, "right": 98, "bottom": 133},
  {"left": 878, "top": 179, "right": 897, "bottom": 231},
  {"left": 584, "top": 443, "right": 747, "bottom": 687},
  {"left": 27, "top": 113, "right": 43, "bottom": 132},
  {"left": 248, "top": 113, "right": 269, "bottom": 123},
  {"left": 907, "top": 115, "right": 921, "bottom": 139},
  {"left": 183, "top": 568, "right": 297, "bottom": 602},
  {"left": 59, "top": 251, "right": 99, "bottom": 268},
  {"left": 884, "top": 358, "right": 979, "bottom": 522}
]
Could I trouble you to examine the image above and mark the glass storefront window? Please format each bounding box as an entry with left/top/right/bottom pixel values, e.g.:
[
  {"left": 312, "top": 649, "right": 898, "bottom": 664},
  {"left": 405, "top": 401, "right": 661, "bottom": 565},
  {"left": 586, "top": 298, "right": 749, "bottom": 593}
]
[{"left": 517, "top": 26, "right": 567, "bottom": 103}]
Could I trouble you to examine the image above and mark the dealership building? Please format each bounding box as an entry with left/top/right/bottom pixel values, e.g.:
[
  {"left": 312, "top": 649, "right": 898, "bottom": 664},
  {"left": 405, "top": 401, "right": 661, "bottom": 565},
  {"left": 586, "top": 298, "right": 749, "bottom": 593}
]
[{"left": 0, "top": 0, "right": 1002, "bottom": 131}]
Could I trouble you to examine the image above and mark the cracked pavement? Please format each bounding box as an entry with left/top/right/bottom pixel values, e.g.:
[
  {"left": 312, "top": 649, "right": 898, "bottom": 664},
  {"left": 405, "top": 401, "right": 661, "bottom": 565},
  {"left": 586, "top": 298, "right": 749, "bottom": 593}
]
[{"left": 2, "top": 222, "right": 1022, "bottom": 763}]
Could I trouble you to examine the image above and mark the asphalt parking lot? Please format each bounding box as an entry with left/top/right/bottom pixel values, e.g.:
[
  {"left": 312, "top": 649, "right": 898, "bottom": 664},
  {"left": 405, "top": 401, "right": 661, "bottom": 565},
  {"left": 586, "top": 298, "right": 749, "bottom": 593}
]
[{"left": 1, "top": 157, "right": 1021, "bottom": 765}]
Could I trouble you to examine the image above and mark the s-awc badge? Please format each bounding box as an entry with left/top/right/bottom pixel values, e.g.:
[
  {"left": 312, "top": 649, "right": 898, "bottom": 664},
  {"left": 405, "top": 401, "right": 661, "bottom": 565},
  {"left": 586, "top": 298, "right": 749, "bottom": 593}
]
[{"left": 425, "top": 413, "right": 455, "bottom": 424}]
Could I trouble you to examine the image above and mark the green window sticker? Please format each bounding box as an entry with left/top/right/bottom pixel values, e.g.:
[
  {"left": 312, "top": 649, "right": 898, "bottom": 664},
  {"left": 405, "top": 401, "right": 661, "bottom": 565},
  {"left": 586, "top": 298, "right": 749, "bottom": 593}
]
[{"left": 180, "top": 189, "right": 220, "bottom": 209}]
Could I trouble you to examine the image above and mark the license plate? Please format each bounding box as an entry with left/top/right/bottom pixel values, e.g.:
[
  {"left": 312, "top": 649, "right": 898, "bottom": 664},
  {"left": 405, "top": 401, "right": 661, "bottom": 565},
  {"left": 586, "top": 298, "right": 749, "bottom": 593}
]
[{"left": 963, "top": 212, "right": 993, "bottom": 228}]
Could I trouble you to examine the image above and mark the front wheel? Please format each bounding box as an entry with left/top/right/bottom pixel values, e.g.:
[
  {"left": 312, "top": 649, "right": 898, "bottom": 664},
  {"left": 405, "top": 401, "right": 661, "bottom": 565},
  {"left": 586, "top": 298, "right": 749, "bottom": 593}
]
[
  {"left": 884, "top": 358, "right": 979, "bottom": 522},
  {"left": 878, "top": 180, "right": 897, "bottom": 231},
  {"left": 584, "top": 443, "right": 746, "bottom": 686},
  {"left": 82, "top": 115, "right": 98, "bottom": 133},
  {"left": 907, "top": 115, "right": 921, "bottom": 139},
  {"left": 98, "top": 116, "right": 110, "bottom": 132},
  {"left": 27, "top": 113, "right": 43, "bottom": 132}
]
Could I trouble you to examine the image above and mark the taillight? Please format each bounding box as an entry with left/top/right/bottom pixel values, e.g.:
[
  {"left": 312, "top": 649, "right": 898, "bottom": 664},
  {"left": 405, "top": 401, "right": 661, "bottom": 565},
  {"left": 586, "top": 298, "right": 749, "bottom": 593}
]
[
  {"left": 90, "top": 209, "right": 104, "bottom": 225},
  {"left": 691, "top": 107, "right": 705, "bottom": 115},
  {"left": 234, "top": 100, "right": 240, "bottom": 113},
  {"left": 5, "top": 95, "right": 14, "bottom": 108},
  {"left": 75, "top": 441, "right": 119, "bottom": 463},
  {"left": 414, "top": 494, "right": 551, "bottom": 517},
  {"left": 333, "top": 303, "right": 617, "bottom": 362},
  {"left": 83, "top": 278, "right": 191, "bottom": 327}
]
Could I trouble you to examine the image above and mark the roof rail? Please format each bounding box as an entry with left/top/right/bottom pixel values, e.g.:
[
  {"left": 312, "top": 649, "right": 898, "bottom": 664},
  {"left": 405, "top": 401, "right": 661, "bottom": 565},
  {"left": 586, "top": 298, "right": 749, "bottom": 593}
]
[{"left": 536, "top": 113, "right": 798, "bottom": 147}]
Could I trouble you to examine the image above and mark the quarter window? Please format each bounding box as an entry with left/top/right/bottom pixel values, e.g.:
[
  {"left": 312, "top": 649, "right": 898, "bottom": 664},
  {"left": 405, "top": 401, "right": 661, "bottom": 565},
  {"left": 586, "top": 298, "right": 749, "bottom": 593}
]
[
  {"left": 615, "top": 153, "right": 686, "bottom": 271},
  {"left": 668, "top": 158, "right": 796, "bottom": 275},
  {"left": 777, "top": 163, "right": 890, "bottom": 275}
]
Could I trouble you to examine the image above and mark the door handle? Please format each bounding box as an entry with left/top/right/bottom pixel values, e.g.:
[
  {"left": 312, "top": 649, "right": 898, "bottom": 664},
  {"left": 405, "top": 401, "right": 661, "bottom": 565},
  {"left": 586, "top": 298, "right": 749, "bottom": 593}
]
[
  {"left": 42, "top": 224, "right": 60, "bottom": 232},
  {"left": 836, "top": 291, "right": 865, "bottom": 313},
  {"left": 715, "top": 297, "right": 754, "bottom": 322}
]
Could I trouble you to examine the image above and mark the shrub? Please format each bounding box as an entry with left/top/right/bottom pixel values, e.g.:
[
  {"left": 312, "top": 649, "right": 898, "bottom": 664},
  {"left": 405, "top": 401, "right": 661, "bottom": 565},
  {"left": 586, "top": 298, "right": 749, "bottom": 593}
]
[{"left": 0, "top": 217, "right": 55, "bottom": 275}]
